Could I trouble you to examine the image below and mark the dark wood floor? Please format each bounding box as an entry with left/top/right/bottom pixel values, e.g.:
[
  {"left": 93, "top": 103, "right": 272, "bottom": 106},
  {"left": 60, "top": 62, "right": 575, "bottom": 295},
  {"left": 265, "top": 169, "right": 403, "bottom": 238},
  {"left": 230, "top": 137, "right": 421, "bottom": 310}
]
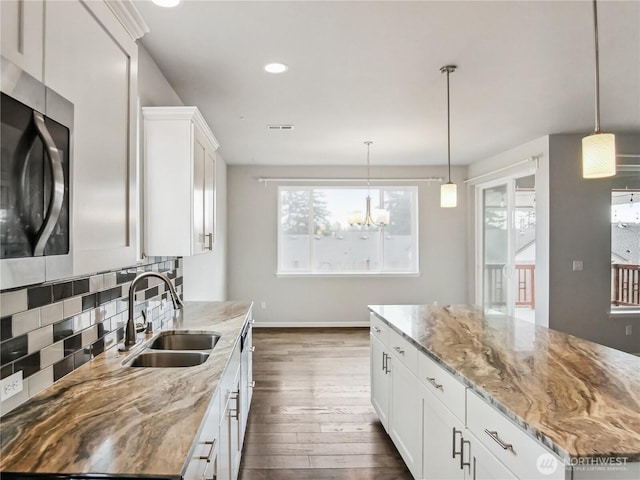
[{"left": 238, "top": 327, "right": 412, "bottom": 480}]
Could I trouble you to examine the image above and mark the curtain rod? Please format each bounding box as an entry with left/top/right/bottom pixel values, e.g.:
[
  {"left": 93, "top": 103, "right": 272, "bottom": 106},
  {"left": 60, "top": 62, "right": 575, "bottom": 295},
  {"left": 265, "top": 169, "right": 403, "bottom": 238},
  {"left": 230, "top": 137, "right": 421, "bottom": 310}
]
[
  {"left": 257, "top": 177, "right": 443, "bottom": 184},
  {"left": 464, "top": 155, "right": 542, "bottom": 184}
]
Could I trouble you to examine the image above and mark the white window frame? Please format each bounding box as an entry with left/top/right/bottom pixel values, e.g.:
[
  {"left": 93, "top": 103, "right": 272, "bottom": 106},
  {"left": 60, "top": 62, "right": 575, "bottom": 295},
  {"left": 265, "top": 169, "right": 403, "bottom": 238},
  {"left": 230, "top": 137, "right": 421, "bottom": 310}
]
[{"left": 276, "top": 185, "right": 419, "bottom": 277}]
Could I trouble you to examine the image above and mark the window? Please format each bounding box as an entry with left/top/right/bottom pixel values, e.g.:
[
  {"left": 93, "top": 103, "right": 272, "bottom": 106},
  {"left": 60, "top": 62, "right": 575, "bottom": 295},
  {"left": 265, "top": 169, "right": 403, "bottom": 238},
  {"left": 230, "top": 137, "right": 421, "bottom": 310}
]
[
  {"left": 611, "top": 185, "right": 640, "bottom": 311},
  {"left": 277, "top": 186, "right": 418, "bottom": 275}
]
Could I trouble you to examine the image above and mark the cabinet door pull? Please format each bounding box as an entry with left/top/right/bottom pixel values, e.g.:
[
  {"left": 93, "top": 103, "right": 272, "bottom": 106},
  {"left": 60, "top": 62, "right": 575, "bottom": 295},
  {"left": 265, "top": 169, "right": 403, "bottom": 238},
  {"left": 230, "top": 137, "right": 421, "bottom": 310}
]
[
  {"left": 426, "top": 377, "right": 443, "bottom": 390},
  {"left": 452, "top": 428, "right": 462, "bottom": 460},
  {"left": 484, "top": 429, "right": 514, "bottom": 453},
  {"left": 250, "top": 380, "right": 256, "bottom": 388},
  {"left": 251, "top": 318, "right": 255, "bottom": 324},
  {"left": 372, "top": 326, "right": 381, "bottom": 333},
  {"left": 473, "top": 456, "right": 477, "bottom": 480},
  {"left": 250, "top": 346, "right": 256, "bottom": 352},
  {"left": 229, "top": 390, "right": 240, "bottom": 419},
  {"left": 197, "top": 439, "right": 217, "bottom": 461},
  {"left": 384, "top": 353, "right": 391, "bottom": 374},
  {"left": 460, "top": 438, "right": 471, "bottom": 471},
  {"left": 381, "top": 351, "right": 386, "bottom": 372},
  {"left": 393, "top": 346, "right": 405, "bottom": 355},
  {"left": 205, "top": 232, "right": 213, "bottom": 250}
]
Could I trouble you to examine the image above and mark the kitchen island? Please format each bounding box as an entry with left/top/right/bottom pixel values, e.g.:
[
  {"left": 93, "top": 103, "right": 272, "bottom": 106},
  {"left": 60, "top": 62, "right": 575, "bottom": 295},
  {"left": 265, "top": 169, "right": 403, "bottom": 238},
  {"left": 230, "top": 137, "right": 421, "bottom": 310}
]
[
  {"left": 369, "top": 304, "right": 640, "bottom": 480},
  {"left": 0, "top": 301, "right": 253, "bottom": 478}
]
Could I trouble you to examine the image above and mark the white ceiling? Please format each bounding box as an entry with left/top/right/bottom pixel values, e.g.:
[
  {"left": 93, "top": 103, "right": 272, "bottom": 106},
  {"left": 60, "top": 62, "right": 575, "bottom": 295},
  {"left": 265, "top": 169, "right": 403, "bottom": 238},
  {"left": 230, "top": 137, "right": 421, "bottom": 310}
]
[{"left": 134, "top": 0, "right": 640, "bottom": 166}]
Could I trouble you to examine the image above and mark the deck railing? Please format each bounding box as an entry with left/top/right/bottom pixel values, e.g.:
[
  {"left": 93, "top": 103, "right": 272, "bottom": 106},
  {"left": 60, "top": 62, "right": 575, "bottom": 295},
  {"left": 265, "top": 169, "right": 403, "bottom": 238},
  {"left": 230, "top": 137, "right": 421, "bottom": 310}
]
[
  {"left": 612, "top": 264, "right": 640, "bottom": 306},
  {"left": 484, "top": 264, "right": 535, "bottom": 309}
]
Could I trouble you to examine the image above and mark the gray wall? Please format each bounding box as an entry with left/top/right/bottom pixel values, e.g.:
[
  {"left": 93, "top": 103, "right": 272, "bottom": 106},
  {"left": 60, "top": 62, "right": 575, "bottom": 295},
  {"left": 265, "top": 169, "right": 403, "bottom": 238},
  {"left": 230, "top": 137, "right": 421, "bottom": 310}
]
[
  {"left": 547, "top": 134, "right": 640, "bottom": 352},
  {"left": 467, "top": 133, "right": 640, "bottom": 353},
  {"left": 228, "top": 165, "right": 468, "bottom": 326},
  {"left": 137, "top": 45, "right": 228, "bottom": 301}
]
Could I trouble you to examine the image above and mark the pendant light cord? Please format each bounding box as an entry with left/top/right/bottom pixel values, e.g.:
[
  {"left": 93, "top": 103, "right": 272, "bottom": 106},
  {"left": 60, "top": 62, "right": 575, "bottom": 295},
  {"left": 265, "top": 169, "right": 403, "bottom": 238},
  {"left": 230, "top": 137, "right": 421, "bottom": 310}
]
[
  {"left": 592, "top": 0, "right": 601, "bottom": 133},
  {"left": 365, "top": 141, "right": 372, "bottom": 196},
  {"left": 446, "top": 69, "right": 451, "bottom": 182}
]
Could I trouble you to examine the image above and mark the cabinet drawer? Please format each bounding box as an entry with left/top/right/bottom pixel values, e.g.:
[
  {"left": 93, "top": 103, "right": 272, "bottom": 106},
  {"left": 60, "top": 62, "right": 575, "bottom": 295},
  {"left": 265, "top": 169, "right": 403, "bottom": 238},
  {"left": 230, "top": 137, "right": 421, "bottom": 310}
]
[
  {"left": 467, "top": 389, "right": 565, "bottom": 480},
  {"left": 388, "top": 328, "right": 418, "bottom": 375},
  {"left": 418, "top": 352, "right": 466, "bottom": 423},
  {"left": 370, "top": 313, "right": 389, "bottom": 346}
]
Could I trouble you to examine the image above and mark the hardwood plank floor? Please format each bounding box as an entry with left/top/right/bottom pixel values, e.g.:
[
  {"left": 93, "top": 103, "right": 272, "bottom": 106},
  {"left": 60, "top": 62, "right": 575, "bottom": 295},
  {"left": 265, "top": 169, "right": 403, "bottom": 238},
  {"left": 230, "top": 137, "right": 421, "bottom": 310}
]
[{"left": 239, "top": 328, "right": 412, "bottom": 480}]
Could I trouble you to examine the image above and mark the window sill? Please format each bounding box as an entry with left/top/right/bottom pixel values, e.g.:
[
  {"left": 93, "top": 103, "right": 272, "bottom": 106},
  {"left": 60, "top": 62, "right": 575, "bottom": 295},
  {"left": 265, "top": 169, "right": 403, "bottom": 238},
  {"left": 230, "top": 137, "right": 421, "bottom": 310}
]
[
  {"left": 275, "top": 271, "right": 420, "bottom": 278},
  {"left": 608, "top": 309, "right": 640, "bottom": 320}
]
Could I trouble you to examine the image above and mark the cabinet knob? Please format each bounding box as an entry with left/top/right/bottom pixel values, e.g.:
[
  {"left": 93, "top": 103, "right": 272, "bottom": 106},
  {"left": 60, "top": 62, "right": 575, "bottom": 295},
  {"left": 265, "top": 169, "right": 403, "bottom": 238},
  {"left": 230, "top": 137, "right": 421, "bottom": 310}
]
[
  {"left": 393, "top": 346, "right": 405, "bottom": 355},
  {"left": 250, "top": 346, "right": 256, "bottom": 352},
  {"left": 372, "top": 326, "right": 381, "bottom": 333}
]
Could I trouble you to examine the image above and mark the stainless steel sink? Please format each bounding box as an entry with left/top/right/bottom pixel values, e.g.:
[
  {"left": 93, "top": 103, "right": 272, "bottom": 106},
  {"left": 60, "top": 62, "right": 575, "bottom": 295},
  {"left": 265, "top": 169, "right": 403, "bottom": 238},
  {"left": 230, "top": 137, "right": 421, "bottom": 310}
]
[
  {"left": 128, "top": 351, "right": 210, "bottom": 368},
  {"left": 148, "top": 332, "right": 220, "bottom": 351}
]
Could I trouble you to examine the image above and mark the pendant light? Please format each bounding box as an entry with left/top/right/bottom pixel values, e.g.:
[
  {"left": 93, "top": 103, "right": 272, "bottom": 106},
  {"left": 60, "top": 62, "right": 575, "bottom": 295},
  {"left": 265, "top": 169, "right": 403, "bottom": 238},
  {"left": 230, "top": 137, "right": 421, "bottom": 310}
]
[
  {"left": 440, "top": 65, "right": 457, "bottom": 208},
  {"left": 582, "top": 0, "right": 616, "bottom": 178},
  {"left": 350, "top": 141, "right": 390, "bottom": 227}
]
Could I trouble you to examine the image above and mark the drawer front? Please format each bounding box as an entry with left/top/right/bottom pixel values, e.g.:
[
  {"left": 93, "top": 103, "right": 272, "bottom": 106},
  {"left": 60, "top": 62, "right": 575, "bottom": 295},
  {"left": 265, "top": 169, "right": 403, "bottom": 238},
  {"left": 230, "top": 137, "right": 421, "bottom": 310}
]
[
  {"left": 370, "top": 313, "right": 389, "bottom": 346},
  {"left": 388, "top": 328, "right": 418, "bottom": 375},
  {"left": 467, "top": 390, "right": 565, "bottom": 480},
  {"left": 418, "top": 352, "right": 466, "bottom": 423}
]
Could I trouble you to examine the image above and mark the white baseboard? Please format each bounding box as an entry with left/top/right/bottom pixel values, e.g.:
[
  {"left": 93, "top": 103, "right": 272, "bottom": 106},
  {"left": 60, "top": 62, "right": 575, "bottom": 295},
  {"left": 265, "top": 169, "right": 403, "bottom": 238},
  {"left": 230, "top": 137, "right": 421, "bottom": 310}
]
[{"left": 254, "top": 321, "right": 369, "bottom": 328}]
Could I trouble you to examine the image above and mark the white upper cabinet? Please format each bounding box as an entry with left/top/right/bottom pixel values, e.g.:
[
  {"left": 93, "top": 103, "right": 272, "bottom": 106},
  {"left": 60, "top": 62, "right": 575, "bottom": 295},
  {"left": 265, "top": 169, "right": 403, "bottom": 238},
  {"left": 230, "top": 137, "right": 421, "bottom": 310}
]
[
  {"left": 44, "top": 0, "right": 139, "bottom": 276},
  {"left": 143, "top": 107, "right": 219, "bottom": 257},
  {"left": 1, "top": 0, "right": 44, "bottom": 80},
  {"left": 2, "top": 0, "right": 140, "bottom": 278}
]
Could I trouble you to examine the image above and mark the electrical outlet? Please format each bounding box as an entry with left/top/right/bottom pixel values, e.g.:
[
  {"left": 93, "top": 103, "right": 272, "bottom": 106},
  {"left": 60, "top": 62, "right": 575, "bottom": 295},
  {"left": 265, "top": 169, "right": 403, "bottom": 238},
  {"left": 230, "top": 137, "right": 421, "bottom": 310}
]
[
  {"left": 1, "top": 371, "right": 23, "bottom": 402},
  {"left": 572, "top": 260, "right": 583, "bottom": 271},
  {"left": 261, "top": 301, "right": 267, "bottom": 309},
  {"left": 626, "top": 325, "right": 633, "bottom": 336}
]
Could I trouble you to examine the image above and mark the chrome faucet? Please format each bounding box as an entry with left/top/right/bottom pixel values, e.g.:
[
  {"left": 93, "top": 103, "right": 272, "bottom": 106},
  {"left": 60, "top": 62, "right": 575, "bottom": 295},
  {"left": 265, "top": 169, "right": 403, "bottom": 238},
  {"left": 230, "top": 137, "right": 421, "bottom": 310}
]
[{"left": 120, "top": 271, "right": 184, "bottom": 350}]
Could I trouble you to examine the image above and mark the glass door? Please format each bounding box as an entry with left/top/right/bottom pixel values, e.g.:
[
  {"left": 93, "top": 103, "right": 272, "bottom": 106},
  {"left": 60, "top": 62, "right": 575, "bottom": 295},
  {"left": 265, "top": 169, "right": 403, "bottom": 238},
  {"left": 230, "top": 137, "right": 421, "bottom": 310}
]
[{"left": 477, "top": 174, "right": 536, "bottom": 322}]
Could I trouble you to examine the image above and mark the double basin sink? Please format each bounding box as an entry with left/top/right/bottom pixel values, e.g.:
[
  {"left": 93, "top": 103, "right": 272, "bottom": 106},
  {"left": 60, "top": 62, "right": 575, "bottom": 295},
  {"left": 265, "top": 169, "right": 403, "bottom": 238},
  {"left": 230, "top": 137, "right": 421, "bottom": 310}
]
[{"left": 125, "top": 331, "right": 220, "bottom": 368}]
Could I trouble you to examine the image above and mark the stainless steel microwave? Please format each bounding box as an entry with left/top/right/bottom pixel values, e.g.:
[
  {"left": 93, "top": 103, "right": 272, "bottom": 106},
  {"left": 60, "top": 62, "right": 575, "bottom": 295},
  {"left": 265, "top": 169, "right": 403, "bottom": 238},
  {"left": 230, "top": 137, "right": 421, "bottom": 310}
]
[{"left": 1, "top": 57, "right": 73, "bottom": 289}]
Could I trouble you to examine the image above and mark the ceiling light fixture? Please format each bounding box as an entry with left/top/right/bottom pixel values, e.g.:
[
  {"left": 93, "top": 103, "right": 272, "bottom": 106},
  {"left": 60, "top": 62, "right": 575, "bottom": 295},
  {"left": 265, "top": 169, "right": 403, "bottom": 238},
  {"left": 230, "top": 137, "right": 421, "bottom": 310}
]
[
  {"left": 440, "top": 65, "right": 457, "bottom": 208},
  {"left": 151, "top": 0, "right": 181, "bottom": 7},
  {"left": 264, "top": 63, "right": 288, "bottom": 74},
  {"left": 349, "top": 141, "right": 390, "bottom": 228},
  {"left": 582, "top": 0, "right": 616, "bottom": 179}
]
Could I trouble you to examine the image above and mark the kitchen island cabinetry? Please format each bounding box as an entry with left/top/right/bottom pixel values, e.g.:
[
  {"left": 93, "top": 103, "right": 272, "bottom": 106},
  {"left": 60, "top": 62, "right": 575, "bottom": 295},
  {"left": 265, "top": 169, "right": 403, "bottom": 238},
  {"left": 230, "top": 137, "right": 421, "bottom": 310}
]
[
  {"left": 369, "top": 305, "right": 640, "bottom": 480},
  {"left": 143, "top": 106, "right": 219, "bottom": 257},
  {"left": 369, "top": 313, "right": 421, "bottom": 478}
]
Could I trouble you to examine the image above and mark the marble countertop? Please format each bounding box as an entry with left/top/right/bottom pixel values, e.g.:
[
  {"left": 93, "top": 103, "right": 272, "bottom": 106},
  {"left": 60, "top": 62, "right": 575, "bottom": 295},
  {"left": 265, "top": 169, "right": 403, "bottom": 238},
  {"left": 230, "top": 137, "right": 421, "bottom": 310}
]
[
  {"left": 369, "top": 304, "right": 640, "bottom": 462},
  {"left": 0, "top": 300, "right": 252, "bottom": 477}
]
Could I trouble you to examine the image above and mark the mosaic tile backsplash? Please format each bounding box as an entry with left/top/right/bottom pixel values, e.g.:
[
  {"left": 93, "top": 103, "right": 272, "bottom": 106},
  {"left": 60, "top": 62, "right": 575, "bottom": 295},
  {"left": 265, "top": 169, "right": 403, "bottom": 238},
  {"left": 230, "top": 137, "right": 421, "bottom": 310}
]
[{"left": 0, "top": 256, "right": 183, "bottom": 415}]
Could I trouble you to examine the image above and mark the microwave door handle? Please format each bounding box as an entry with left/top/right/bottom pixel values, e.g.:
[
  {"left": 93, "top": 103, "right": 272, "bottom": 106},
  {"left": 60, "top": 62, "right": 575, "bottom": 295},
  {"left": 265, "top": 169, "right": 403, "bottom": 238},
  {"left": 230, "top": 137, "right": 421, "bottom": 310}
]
[{"left": 32, "top": 111, "right": 65, "bottom": 256}]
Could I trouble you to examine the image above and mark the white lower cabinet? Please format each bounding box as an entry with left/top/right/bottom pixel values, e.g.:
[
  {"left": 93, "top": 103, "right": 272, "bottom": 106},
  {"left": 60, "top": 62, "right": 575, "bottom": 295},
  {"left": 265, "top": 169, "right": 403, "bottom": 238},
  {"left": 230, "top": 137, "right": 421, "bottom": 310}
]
[
  {"left": 370, "top": 333, "right": 390, "bottom": 429},
  {"left": 185, "top": 318, "right": 252, "bottom": 480},
  {"left": 369, "top": 314, "right": 421, "bottom": 478}
]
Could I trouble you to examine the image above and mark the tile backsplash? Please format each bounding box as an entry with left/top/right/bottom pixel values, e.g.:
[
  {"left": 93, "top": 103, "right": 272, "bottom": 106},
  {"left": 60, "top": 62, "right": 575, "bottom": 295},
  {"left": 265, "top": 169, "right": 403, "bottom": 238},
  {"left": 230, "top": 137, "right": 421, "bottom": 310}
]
[{"left": 0, "top": 256, "right": 183, "bottom": 415}]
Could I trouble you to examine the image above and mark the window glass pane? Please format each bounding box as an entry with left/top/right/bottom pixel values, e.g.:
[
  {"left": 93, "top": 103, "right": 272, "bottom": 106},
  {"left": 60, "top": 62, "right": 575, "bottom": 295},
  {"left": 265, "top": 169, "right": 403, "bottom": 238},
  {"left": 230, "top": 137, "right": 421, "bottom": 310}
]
[
  {"left": 278, "top": 186, "right": 418, "bottom": 274},
  {"left": 279, "top": 189, "right": 310, "bottom": 271},
  {"left": 611, "top": 180, "right": 640, "bottom": 308},
  {"left": 383, "top": 190, "right": 415, "bottom": 271}
]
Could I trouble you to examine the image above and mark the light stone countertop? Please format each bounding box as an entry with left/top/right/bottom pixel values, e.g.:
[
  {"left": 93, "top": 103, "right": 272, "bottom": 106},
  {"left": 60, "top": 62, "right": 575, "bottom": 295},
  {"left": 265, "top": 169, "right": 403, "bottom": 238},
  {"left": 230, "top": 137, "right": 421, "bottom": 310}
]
[
  {"left": 368, "top": 304, "right": 640, "bottom": 463},
  {"left": 0, "top": 301, "right": 252, "bottom": 477}
]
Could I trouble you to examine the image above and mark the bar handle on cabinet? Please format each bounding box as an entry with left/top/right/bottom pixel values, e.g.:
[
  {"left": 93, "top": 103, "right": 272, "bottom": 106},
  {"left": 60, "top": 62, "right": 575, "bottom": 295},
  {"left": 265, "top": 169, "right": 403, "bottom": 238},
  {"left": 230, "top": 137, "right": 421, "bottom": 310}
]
[
  {"left": 197, "top": 439, "right": 217, "bottom": 461},
  {"left": 484, "top": 429, "right": 514, "bottom": 453},
  {"left": 229, "top": 390, "right": 240, "bottom": 419},
  {"left": 204, "top": 233, "right": 213, "bottom": 250},
  {"left": 452, "top": 428, "right": 462, "bottom": 460},
  {"left": 460, "top": 438, "right": 471, "bottom": 471},
  {"left": 473, "top": 456, "right": 477, "bottom": 480},
  {"left": 426, "top": 377, "right": 443, "bottom": 390}
]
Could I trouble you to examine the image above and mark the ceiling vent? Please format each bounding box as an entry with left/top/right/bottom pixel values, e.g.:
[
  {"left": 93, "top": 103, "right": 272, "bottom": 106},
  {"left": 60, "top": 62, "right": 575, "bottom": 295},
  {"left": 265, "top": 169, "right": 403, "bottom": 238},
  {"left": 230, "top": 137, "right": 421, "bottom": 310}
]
[{"left": 267, "top": 125, "right": 295, "bottom": 131}]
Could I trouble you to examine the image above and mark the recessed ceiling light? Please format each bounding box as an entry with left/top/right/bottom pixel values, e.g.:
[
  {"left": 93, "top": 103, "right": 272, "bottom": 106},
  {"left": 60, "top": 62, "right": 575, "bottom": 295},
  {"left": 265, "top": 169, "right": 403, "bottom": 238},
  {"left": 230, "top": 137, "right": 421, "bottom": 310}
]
[
  {"left": 152, "top": 0, "right": 180, "bottom": 8},
  {"left": 264, "top": 63, "right": 288, "bottom": 74}
]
